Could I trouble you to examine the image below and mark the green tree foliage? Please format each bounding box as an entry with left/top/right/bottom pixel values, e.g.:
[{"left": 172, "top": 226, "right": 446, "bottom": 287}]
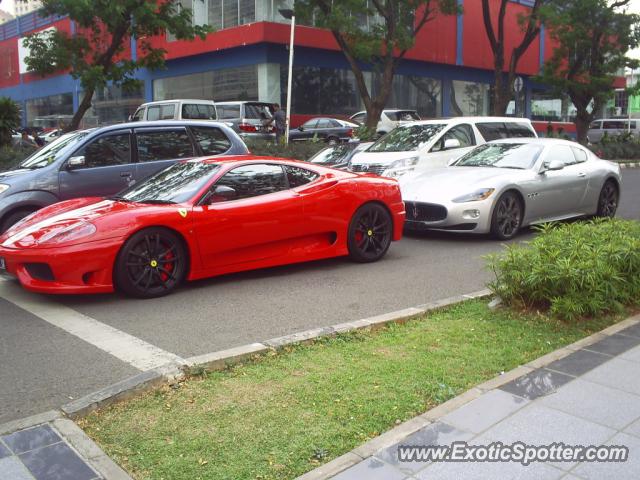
[
  {"left": 0, "top": 97, "right": 21, "bottom": 147},
  {"left": 536, "top": 0, "right": 640, "bottom": 144},
  {"left": 22, "top": 0, "right": 210, "bottom": 131},
  {"left": 295, "top": 0, "right": 458, "bottom": 131}
]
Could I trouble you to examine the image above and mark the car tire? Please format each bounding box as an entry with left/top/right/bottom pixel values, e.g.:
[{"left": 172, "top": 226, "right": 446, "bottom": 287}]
[
  {"left": 347, "top": 203, "right": 393, "bottom": 263},
  {"left": 326, "top": 136, "right": 339, "bottom": 145},
  {"left": 114, "top": 227, "right": 187, "bottom": 298},
  {"left": 0, "top": 208, "right": 36, "bottom": 234},
  {"left": 596, "top": 180, "right": 618, "bottom": 218},
  {"left": 490, "top": 191, "right": 523, "bottom": 240}
]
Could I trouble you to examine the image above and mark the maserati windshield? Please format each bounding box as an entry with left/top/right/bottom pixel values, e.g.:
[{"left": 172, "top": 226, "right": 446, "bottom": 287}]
[
  {"left": 114, "top": 161, "right": 221, "bottom": 204},
  {"left": 368, "top": 124, "right": 445, "bottom": 152},
  {"left": 454, "top": 143, "right": 544, "bottom": 170}
]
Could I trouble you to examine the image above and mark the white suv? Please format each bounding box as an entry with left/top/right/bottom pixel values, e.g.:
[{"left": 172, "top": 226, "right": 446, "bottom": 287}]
[
  {"left": 131, "top": 99, "right": 217, "bottom": 122},
  {"left": 349, "top": 117, "right": 537, "bottom": 178},
  {"left": 350, "top": 109, "right": 421, "bottom": 136}
]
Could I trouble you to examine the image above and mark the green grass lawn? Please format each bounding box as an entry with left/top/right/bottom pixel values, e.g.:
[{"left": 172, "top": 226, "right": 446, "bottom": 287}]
[{"left": 80, "top": 300, "right": 621, "bottom": 480}]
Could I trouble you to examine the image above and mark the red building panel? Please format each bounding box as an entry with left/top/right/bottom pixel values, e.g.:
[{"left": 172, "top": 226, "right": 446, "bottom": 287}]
[
  {"left": 0, "top": 37, "right": 19, "bottom": 88},
  {"left": 21, "top": 18, "right": 72, "bottom": 84}
]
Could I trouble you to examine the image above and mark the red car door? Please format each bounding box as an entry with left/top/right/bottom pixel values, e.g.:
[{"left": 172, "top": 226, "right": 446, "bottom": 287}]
[{"left": 192, "top": 163, "right": 303, "bottom": 269}]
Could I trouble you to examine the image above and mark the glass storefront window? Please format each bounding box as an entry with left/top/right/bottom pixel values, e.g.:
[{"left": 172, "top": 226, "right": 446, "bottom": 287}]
[
  {"left": 450, "top": 80, "right": 490, "bottom": 117},
  {"left": 372, "top": 74, "right": 442, "bottom": 119},
  {"left": 81, "top": 84, "right": 145, "bottom": 127},
  {"left": 169, "top": 0, "right": 258, "bottom": 38},
  {"left": 25, "top": 93, "right": 74, "bottom": 129},
  {"left": 154, "top": 66, "right": 259, "bottom": 102},
  {"left": 531, "top": 92, "right": 578, "bottom": 122}
]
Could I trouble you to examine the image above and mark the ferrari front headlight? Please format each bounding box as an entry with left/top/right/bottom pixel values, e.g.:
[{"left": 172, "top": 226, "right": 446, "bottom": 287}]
[{"left": 453, "top": 188, "right": 495, "bottom": 203}]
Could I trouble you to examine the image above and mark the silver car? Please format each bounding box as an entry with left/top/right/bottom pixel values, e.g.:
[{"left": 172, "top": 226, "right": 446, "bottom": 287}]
[{"left": 399, "top": 138, "right": 622, "bottom": 239}]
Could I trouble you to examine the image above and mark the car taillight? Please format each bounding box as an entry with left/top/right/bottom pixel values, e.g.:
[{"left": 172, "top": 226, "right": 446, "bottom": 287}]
[
  {"left": 239, "top": 123, "right": 258, "bottom": 132},
  {"left": 346, "top": 128, "right": 353, "bottom": 137}
]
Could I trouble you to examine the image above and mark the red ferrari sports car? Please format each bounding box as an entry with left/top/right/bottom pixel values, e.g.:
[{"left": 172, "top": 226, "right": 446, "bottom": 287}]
[{"left": 0, "top": 156, "right": 405, "bottom": 297}]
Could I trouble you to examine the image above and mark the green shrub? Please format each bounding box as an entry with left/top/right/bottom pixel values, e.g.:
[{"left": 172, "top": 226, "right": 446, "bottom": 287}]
[
  {"left": 244, "top": 139, "right": 327, "bottom": 160},
  {"left": 0, "top": 145, "right": 35, "bottom": 172},
  {"left": 486, "top": 219, "right": 640, "bottom": 321},
  {"left": 588, "top": 132, "right": 640, "bottom": 160}
]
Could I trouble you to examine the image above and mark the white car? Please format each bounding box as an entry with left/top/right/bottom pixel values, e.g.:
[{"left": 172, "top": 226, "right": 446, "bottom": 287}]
[
  {"left": 399, "top": 138, "right": 621, "bottom": 239},
  {"left": 350, "top": 109, "right": 420, "bottom": 136},
  {"left": 41, "top": 129, "right": 63, "bottom": 143},
  {"left": 349, "top": 117, "right": 537, "bottom": 178},
  {"left": 131, "top": 99, "right": 217, "bottom": 122}
]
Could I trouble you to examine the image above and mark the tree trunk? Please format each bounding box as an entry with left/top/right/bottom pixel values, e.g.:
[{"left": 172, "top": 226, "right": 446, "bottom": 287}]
[
  {"left": 574, "top": 109, "right": 591, "bottom": 145},
  {"left": 67, "top": 88, "right": 95, "bottom": 132}
]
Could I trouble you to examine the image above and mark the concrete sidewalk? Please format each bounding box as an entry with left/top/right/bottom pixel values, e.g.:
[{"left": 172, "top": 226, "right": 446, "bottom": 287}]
[{"left": 329, "top": 323, "right": 640, "bottom": 480}]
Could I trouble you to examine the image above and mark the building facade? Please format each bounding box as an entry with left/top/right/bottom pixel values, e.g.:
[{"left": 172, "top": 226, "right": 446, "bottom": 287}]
[{"left": 0, "top": 0, "right": 612, "bottom": 130}]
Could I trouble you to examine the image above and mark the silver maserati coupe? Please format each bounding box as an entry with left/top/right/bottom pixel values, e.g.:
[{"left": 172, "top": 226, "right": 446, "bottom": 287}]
[{"left": 399, "top": 138, "right": 622, "bottom": 239}]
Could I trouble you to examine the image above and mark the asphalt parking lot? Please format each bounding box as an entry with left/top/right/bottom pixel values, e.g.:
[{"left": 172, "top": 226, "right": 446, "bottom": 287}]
[{"left": 1, "top": 168, "right": 638, "bottom": 424}]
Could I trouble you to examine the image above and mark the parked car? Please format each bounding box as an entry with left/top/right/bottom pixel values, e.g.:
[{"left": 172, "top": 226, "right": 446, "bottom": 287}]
[
  {"left": 0, "top": 157, "right": 405, "bottom": 297},
  {"left": 0, "top": 120, "right": 247, "bottom": 233},
  {"left": 350, "top": 109, "right": 420, "bottom": 136},
  {"left": 587, "top": 118, "right": 640, "bottom": 143},
  {"left": 41, "top": 129, "right": 64, "bottom": 144},
  {"left": 131, "top": 100, "right": 217, "bottom": 122},
  {"left": 309, "top": 141, "right": 373, "bottom": 169},
  {"left": 288, "top": 117, "right": 358, "bottom": 144},
  {"left": 400, "top": 138, "right": 621, "bottom": 240},
  {"left": 349, "top": 117, "right": 537, "bottom": 178},
  {"left": 215, "top": 101, "right": 275, "bottom": 141}
]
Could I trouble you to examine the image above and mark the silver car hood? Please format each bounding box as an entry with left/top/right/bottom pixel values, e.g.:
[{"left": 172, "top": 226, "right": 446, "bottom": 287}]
[{"left": 400, "top": 166, "right": 534, "bottom": 202}]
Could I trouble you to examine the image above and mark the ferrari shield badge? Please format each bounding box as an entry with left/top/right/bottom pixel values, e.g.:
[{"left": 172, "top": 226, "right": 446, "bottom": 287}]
[{"left": 178, "top": 208, "right": 188, "bottom": 218}]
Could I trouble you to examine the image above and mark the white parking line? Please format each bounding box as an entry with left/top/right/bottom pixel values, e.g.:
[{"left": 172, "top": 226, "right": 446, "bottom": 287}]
[{"left": 0, "top": 281, "right": 184, "bottom": 371}]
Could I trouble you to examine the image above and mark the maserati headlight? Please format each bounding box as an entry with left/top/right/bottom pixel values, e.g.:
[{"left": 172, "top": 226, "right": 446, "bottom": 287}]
[
  {"left": 453, "top": 188, "right": 495, "bottom": 203},
  {"left": 0, "top": 184, "right": 10, "bottom": 195},
  {"left": 382, "top": 156, "right": 419, "bottom": 178},
  {"left": 39, "top": 221, "right": 97, "bottom": 244}
]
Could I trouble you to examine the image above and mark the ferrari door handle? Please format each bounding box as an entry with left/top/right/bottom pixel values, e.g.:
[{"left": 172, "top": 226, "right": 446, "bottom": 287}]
[{"left": 577, "top": 172, "right": 586, "bottom": 177}]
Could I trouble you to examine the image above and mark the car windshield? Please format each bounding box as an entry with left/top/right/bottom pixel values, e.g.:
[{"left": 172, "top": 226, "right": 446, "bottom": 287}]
[
  {"left": 454, "top": 143, "right": 544, "bottom": 170},
  {"left": 19, "top": 131, "right": 89, "bottom": 169},
  {"left": 113, "top": 161, "right": 221, "bottom": 204},
  {"left": 310, "top": 145, "right": 354, "bottom": 164},
  {"left": 388, "top": 111, "right": 420, "bottom": 121},
  {"left": 368, "top": 124, "right": 445, "bottom": 152}
]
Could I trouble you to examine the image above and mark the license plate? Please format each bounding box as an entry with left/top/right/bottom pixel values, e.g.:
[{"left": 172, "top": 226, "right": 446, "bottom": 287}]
[{"left": 0, "top": 257, "right": 5, "bottom": 271}]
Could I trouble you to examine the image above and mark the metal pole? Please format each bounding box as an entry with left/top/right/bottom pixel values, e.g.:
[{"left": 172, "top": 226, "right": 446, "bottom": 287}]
[
  {"left": 285, "top": 14, "right": 295, "bottom": 145},
  {"left": 629, "top": 70, "right": 634, "bottom": 133}
]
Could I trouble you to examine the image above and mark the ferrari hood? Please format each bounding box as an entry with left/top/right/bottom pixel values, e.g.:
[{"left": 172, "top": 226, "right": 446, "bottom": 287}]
[{"left": 399, "top": 166, "right": 529, "bottom": 202}]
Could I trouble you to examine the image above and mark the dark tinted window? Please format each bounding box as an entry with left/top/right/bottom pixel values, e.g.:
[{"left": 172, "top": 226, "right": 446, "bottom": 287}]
[
  {"left": 506, "top": 122, "right": 536, "bottom": 138},
  {"left": 589, "top": 121, "right": 601, "bottom": 129},
  {"left": 136, "top": 129, "right": 194, "bottom": 162},
  {"left": 571, "top": 147, "right": 588, "bottom": 163},
  {"left": 432, "top": 124, "right": 475, "bottom": 152},
  {"left": 388, "top": 111, "right": 420, "bottom": 121},
  {"left": 244, "top": 103, "right": 273, "bottom": 119},
  {"left": 182, "top": 104, "right": 217, "bottom": 120},
  {"left": 476, "top": 122, "right": 507, "bottom": 141},
  {"left": 190, "top": 126, "right": 231, "bottom": 155},
  {"left": 132, "top": 108, "right": 143, "bottom": 121},
  {"left": 218, "top": 105, "right": 241, "bottom": 119},
  {"left": 78, "top": 133, "right": 131, "bottom": 168},
  {"left": 215, "top": 164, "right": 287, "bottom": 201},
  {"left": 316, "top": 119, "right": 333, "bottom": 128},
  {"left": 603, "top": 121, "right": 624, "bottom": 129},
  {"left": 351, "top": 113, "right": 366, "bottom": 124},
  {"left": 286, "top": 166, "right": 318, "bottom": 187},
  {"left": 302, "top": 119, "right": 319, "bottom": 129}
]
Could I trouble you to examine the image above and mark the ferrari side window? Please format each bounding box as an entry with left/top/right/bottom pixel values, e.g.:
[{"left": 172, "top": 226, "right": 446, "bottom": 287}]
[
  {"left": 215, "top": 164, "right": 287, "bottom": 201},
  {"left": 285, "top": 166, "right": 319, "bottom": 188},
  {"left": 78, "top": 133, "right": 132, "bottom": 168}
]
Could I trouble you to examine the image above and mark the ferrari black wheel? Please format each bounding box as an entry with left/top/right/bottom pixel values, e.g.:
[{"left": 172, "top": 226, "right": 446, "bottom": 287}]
[
  {"left": 347, "top": 203, "right": 393, "bottom": 263},
  {"left": 596, "top": 180, "right": 618, "bottom": 218},
  {"left": 490, "top": 191, "right": 523, "bottom": 240},
  {"left": 114, "top": 228, "right": 187, "bottom": 298}
]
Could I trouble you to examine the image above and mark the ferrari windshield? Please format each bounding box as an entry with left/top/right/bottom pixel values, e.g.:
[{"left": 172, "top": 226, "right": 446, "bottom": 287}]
[
  {"left": 19, "top": 131, "right": 89, "bottom": 169},
  {"left": 454, "top": 143, "right": 544, "bottom": 170},
  {"left": 114, "top": 161, "right": 220, "bottom": 204},
  {"left": 368, "top": 124, "right": 445, "bottom": 152}
]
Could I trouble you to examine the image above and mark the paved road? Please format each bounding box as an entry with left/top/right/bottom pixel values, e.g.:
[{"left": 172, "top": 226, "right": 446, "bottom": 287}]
[{"left": 1, "top": 169, "right": 638, "bottom": 424}]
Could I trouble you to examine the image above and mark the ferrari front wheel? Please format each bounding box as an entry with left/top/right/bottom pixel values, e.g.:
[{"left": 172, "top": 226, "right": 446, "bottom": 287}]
[
  {"left": 347, "top": 203, "right": 393, "bottom": 263},
  {"left": 114, "top": 227, "right": 187, "bottom": 298}
]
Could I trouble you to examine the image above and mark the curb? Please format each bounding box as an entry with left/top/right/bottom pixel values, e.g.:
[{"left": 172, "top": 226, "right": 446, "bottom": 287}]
[
  {"left": 296, "top": 311, "right": 640, "bottom": 480},
  {"left": 618, "top": 161, "right": 640, "bottom": 168}
]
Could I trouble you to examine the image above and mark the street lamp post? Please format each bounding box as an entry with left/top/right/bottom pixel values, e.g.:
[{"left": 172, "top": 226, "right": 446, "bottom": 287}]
[{"left": 279, "top": 8, "right": 295, "bottom": 145}]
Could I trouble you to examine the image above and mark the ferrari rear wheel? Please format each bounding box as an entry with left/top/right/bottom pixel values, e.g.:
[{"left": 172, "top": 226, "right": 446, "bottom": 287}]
[
  {"left": 347, "top": 203, "right": 393, "bottom": 263},
  {"left": 596, "top": 180, "right": 618, "bottom": 218},
  {"left": 490, "top": 191, "right": 523, "bottom": 240},
  {"left": 114, "top": 228, "right": 187, "bottom": 298}
]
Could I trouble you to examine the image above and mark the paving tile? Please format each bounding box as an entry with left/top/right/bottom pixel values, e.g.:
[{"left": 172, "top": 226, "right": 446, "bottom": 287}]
[
  {"left": 0, "top": 441, "right": 10, "bottom": 459},
  {"left": 617, "top": 323, "right": 640, "bottom": 339},
  {"left": 619, "top": 345, "right": 640, "bottom": 364},
  {"left": 331, "top": 456, "right": 407, "bottom": 480},
  {"left": 583, "top": 334, "right": 640, "bottom": 356},
  {"left": 581, "top": 357, "right": 640, "bottom": 396},
  {"left": 538, "top": 378, "right": 640, "bottom": 430},
  {"left": 482, "top": 404, "right": 615, "bottom": 470},
  {"left": 572, "top": 432, "right": 640, "bottom": 480},
  {"left": 375, "top": 422, "right": 473, "bottom": 475},
  {"left": 20, "top": 442, "right": 98, "bottom": 480},
  {"left": 0, "top": 456, "right": 35, "bottom": 480},
  {"left": 499, "top": 369, "right": 574, "bottom": 400},
  {"left": 415, "top": 455, "right": 564, "bottom": 479},
  {"left": 623, "top": 417, "right": 640, "bottom": 438},
  {"left": 441, "top": 390, "right": 529, "bottom": 434},
  {"left": 545, "top": 349, "right": 611, "bottom": 377},
  {"left": 2, "top": 425, "right": 61, "bottom": 455}
]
